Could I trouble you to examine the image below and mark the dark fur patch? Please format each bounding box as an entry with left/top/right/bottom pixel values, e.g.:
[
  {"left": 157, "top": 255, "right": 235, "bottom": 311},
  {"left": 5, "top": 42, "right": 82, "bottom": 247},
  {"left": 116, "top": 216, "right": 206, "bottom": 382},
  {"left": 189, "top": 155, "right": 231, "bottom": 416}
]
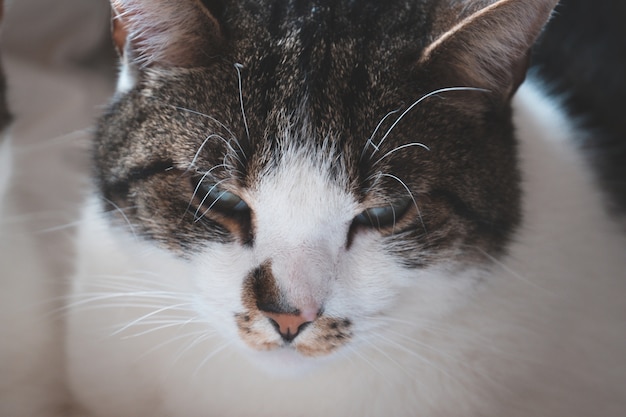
[
  {"left": 95, "top": 0, "right": 524, "bottom": 266},
  {"left": 242, "top": 262, "right": 295, "bottom": 314},
  {"left": 533, "top": 0, "right": 626, "bottom": 213}
]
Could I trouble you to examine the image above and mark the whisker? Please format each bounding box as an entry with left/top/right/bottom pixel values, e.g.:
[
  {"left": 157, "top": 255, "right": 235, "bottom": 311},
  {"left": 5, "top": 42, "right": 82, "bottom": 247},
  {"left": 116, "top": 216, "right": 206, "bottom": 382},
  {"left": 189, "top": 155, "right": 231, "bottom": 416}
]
[
  {"left": 372, "top": 86, "right": 489, "bottom": 158},
  {"left": 369, "top": 331, "right": 457, "bottom": 382},
  {"left": 234, "top": 63, "right": 251, "bottom": 145},
  {"left": 88, "top": 271, "right": 188, "bottom": 291},
  {"left": 111, "top": 303, "right": 196, "bottom": 336},
  {"left": 57, "top": 291, "right": 192, "bottom": 314},
  {"left": 378, "top": 172, "right": 426, "bottom": 233},
  {"left": 121, "top": 316, "right": 201, "bottom": 339},
  {"left": 103, "top": 198, "right": 138, "bottom": 239},
  {"left": 346, "top": 336, "right": 400, "bottom": 380},
  {"left": 194, "top": 178, "right": 229, "bottom": 221},
  {"left": 187, "top": 134, "right": 231, "bottom": 170},
  {"left": 470, "top": 245, "right": 552, "bottom": 292},
  {"left": 172, "top": 105, "right": 245, "bottom": 157},
  {"left": 374, "top": 142, "right": 430, "bottom": 166},
  {"left": 361, "top": 108, "right": 401, "bottom": 158},
  {"left": 173, "top": 329, "right": 219, "bottom": 363},
  {"left": 192, "top": 340, "right": 233, "bottom": 377},
  {"left": 185, "top": 164, "right": 229, "bottom": 220},
  {"left": 34, "top": 219, "right": 87, "bottom": 234},
  {"left": 140, "top": 328, "right": 213, "bottom": 360},
  {"left": 12, "top": 127, "right": 92, "bottom": 153}
]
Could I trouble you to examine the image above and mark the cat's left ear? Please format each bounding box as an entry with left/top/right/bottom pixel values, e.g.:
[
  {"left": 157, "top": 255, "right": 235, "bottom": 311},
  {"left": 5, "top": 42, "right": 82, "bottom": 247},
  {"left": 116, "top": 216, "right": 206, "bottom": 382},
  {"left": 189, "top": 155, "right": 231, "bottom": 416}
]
[
  {"left": 111, "top": 0, "right": 223, "bottom": 68},
  {"left": 419, "top": 0, "right": 559, "bottom": 100}
]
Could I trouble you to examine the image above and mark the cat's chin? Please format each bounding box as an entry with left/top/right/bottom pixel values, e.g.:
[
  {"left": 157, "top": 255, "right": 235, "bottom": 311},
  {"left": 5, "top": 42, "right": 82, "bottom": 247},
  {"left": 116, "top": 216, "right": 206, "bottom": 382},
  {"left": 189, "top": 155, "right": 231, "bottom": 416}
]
[{"left": 243, "top": 347, "right": 333, "bottom": 378}]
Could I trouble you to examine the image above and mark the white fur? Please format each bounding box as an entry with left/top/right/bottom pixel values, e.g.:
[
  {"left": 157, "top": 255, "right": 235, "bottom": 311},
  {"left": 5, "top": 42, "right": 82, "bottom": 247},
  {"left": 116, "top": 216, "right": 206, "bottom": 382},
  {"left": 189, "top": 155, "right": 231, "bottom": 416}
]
[
  {"left": 66, "top": 79, "right": 626, "bottom": 416},
  {"left": 116, "top": 56, "right": 137, "bottom": 94}
]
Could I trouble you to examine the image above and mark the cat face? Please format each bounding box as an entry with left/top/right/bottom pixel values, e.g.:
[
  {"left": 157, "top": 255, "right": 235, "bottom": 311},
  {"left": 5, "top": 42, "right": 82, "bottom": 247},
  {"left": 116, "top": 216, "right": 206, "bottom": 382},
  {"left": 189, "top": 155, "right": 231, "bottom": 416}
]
[{"left": 97, "top": 0, "right": 556, "bottom": 368}]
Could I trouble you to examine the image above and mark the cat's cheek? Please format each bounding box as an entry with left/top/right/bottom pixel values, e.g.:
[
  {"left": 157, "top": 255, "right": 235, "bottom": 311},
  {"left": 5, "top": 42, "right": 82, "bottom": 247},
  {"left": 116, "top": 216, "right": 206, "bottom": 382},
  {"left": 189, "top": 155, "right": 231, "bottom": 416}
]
[
  {"left": 338, "top": 236, "right": 488, "bottom": 337},
  {"left": 189, "top": 245, "right": 256, "bottom": 340}
]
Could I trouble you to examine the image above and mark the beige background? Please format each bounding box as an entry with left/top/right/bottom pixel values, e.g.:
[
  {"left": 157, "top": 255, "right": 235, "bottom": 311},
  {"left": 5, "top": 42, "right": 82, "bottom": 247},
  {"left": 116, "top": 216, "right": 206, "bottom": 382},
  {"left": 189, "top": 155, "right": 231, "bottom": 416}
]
[{"left": 2, "top": 0, "right": 116, "bottom": 277}]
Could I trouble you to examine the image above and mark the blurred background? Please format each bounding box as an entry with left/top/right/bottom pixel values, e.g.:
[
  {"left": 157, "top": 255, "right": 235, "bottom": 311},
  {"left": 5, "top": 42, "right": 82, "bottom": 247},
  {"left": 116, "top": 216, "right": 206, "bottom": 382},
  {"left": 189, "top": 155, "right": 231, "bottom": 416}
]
[
  {"left": 1, "top": 0, "right": 116, "bottom": 276},
  {"left": 0, "top": 2, "right": 118, "bottom": 412}
]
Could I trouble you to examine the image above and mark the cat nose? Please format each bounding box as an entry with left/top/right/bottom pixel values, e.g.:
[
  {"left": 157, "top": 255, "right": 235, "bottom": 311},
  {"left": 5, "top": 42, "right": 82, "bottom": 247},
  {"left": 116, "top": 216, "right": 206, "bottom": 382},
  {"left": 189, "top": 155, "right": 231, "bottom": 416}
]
[{"left": 262, "top": 311, "right": 316, "bottom": 343}]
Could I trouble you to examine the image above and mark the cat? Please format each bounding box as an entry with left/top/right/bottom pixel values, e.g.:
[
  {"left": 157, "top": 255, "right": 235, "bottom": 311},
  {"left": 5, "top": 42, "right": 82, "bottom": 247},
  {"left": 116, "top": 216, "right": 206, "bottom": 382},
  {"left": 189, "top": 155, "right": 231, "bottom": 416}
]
[{"left": 65, "top": 0, "right": 626, "bottom": 416}]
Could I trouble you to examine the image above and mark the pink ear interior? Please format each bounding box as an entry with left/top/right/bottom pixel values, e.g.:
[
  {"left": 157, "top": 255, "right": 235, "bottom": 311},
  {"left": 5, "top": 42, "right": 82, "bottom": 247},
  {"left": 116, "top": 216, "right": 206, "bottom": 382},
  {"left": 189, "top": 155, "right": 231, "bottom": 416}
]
[
  {"left": 109, "top": 0, "right": 223, "bottom": 68},
  {"left": 111, "top": 6, "right": 128, "bottom": 57}
]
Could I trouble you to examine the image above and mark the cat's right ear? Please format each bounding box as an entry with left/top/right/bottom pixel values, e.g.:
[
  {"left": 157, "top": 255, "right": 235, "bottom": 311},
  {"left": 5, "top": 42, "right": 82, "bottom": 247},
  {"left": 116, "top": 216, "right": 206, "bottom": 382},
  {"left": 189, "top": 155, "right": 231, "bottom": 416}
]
[
  {"left": 110, "top": 0, "right": 224, "bottom": 68},
  {"left": 419, "top": 0, "right": 559, "bottom": 101}
]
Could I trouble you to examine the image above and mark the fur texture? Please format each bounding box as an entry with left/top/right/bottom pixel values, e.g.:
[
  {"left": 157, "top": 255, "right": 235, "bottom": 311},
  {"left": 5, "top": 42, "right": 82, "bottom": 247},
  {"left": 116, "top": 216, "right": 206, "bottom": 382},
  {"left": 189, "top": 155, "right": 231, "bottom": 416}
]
[{"left": 63, "top": 0, "right": 626, "bottom": 416}]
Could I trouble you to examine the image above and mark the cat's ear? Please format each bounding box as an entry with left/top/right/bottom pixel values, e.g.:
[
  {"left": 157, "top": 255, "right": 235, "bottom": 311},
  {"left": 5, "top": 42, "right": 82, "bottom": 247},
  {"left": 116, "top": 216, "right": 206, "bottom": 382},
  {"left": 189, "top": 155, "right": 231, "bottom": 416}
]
[
  {"left": 111, "top": 0, "right": 224, "bottom": 68},
  {"left": 419, "top": 0, "right": 559, "bottom": 100}
]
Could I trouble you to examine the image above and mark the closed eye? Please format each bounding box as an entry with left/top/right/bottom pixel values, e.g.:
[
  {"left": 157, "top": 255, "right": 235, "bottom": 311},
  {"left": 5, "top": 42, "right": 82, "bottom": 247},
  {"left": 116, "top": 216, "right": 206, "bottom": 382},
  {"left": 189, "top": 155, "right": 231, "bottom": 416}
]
[
  {"left": 193, "top": 178, "right": 249, "bottom": 215},
  {"left": 353, "top": 198, "right": 412, "bottom": 229}
]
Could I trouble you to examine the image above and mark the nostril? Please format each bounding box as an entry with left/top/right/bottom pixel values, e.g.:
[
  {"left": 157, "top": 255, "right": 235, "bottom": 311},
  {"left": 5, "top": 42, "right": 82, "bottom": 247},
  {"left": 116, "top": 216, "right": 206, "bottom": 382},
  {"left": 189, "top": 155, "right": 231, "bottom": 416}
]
[{"left": 263, "top": 312, "right": 314, "bottom": 343}]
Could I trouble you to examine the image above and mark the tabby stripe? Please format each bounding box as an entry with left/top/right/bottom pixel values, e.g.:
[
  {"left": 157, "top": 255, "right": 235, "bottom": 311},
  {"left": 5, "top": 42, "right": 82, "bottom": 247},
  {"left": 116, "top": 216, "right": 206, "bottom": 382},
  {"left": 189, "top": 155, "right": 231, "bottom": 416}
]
[{"left": 103, "top": 160, "right": 175, "bottom": 197}]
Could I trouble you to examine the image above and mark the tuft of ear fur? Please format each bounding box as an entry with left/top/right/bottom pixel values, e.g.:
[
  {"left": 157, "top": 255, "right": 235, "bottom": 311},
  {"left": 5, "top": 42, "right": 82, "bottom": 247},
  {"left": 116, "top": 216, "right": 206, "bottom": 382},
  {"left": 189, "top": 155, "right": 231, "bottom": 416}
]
[
  {"left": 111, "top": 0, "right": 223, "bottom": 68},
  {"left": 420, "top": 0, "right": 559, "bottom": 100}
]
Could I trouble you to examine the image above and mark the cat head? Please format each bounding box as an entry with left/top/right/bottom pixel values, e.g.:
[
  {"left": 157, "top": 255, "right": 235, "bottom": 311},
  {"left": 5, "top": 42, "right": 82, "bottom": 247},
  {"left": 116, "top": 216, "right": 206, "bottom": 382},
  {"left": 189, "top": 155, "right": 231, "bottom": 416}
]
[{"left": 96, "top": 0, "right": 557, "bottom": 370}]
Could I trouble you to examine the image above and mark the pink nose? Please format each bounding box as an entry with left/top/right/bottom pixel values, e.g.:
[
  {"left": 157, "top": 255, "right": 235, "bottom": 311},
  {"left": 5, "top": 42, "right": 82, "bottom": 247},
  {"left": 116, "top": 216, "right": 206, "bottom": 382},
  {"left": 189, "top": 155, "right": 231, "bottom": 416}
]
[{"left": 262, "top": 311, "right": 316, "bottom": 342}]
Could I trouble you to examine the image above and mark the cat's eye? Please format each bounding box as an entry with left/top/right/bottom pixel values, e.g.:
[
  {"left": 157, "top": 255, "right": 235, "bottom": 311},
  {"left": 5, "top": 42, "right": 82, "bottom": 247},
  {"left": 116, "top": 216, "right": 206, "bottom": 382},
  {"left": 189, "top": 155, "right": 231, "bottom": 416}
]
[
  {"left": 353, "top": 199, "right": 412, "bottom": 229},
  {"left": 194, "top": 181, "right": 249, "bottom": 214}
]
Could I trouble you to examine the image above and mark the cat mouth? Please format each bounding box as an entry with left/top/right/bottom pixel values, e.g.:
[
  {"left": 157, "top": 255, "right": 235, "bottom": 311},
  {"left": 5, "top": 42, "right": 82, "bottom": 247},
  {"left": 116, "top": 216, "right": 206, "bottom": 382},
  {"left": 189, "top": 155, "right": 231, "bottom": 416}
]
[{"left": 235, "top": 311, "right": 353, "bottom": 357}]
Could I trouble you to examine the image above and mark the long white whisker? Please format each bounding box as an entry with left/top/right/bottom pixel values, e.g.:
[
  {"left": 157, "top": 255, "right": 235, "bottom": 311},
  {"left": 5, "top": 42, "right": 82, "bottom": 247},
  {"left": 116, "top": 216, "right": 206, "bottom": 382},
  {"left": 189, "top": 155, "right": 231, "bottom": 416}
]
[
  {"left": 12, "top": 127, "right": 92, "bottom": 152},
  {"left": 347, "top": 344, "right": 390, "bottom": 378},
  {"left": 369, "top": 331, "right": 456, "bottom": 381},
  {"left": 378, "top": 172, "right": 426, "bottom": 233},
  {"left": 90, "top": 271, "right": 187, "bottom": 291},
  {"left": 372, "top": 87, "right": 489, "bottom": 157},
  {"left": 362, "top": 108, "right": 401, "bottom": 157},
  {"left": 111, "top": 303, "right": 196, "bottom": 336},
  {"left": 35, "top": 219, "right": 87, "bottom": 234},
  {"left": 140, "top": 329, "right": 213, "bottom": 360},
  {"left": 185, "top": 164, "right": 229, "bottom": 219},
  {"left": 172, "top": 105, "right": 245, "bottom": 157},
  {"left": 35, "top": 204, "right": 139, "bottom": 235},
  {"left": 234, "top": 63, "right": 250, "bottom": 143},
  {"left": 470, "top": 245, "right": 552, "bottom": 292},
  {"left": 58, "top": 291, "right": 192, "bottom": 314},
  {"left": 192, "top": 340, "right": 233, "bottom": 377},
  {"left": 188, "top": 134, "right": 230, "bottom": 170},
  {"left": 173, "top": 330, "right": 218, "bottom": 363},
  {"left": 121, "top": 316, "right": 200, "bottom": 339},
  {"left": 194, "top": 178, "right": 229, "bottom": 221},
  {"left": 103, "top": 198, "right": 138, "bottom": 239},
  {"left": 374, "top": 142, "right": 430, "bottom": 166}
]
